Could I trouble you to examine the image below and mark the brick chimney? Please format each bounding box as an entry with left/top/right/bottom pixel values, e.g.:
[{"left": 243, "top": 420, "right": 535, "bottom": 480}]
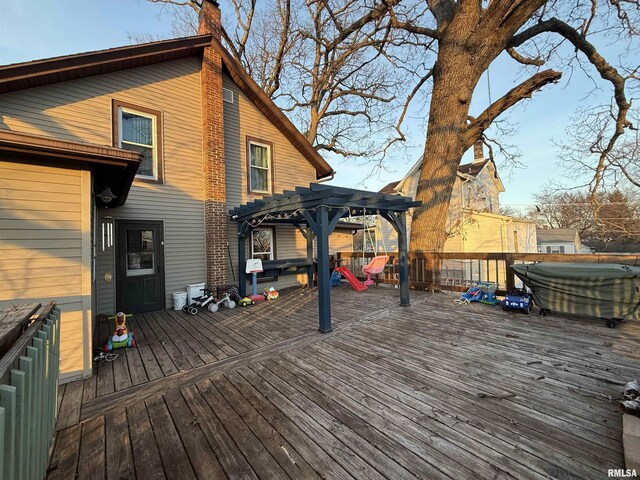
[
  {"left": 473, "top": 140, "right": 484, "bottom": 163},
  {"left": 199, "top": 0, "right": 228, "bottom": 287}
]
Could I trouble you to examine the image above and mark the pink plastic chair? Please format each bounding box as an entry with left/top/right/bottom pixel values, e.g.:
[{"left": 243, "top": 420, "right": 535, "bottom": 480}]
[{"left": 362, "top": 255, "right": 390, "bottom": 286}]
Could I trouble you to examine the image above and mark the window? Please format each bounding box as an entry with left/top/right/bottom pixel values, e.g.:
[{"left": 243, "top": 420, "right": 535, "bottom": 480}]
[
  {"left": 247, "top": 138, "right": 273, "bottom": 193},
  {"left": 113, "top": 100, "right": 162, "bottom": 182},
  {"left": 251, "top": 228, "right": 274, "bottom": 261},
  {"left": 546, "top": 245, "right": 565, "bottom": 254}
]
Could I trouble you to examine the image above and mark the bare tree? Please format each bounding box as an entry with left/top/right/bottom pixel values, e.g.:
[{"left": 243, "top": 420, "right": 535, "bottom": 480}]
[
  {"left": 530, "top": 186, "right": 640, "bottom": 245},
  {"left": 145, "top": 0, "right": 639, "bottom": 253},
  {"left": 145, "top": 0, "right": 414, "bottom": 164},
  {"left": 373, "top": 0, "right": 639, "bottom": 251}
]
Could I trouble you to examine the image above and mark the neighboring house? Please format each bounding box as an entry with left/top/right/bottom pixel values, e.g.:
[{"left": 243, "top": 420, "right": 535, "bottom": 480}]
[
  {"left": 0, "top": 1, "right": 341, "bottom": 381},
  {"left": 536, "top": 228, "right": 584, "bottom": 254},
  {"left": 377, "top": 142, "right": 538, "bottom": 254}
]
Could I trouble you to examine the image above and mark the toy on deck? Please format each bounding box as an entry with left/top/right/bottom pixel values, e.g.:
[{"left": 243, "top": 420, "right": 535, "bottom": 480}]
[
  {"left": 238, "top": 297, "right": 254, "bottom": 307},
  {"left": 183, "top": 287, "right": 216, "bottom": 315},
  {"left": 104, "top": 312, "right": 136, "bottom": 351},
  {"left": 479, "top": 291, "right": 501, "bottom": 306},
  {"left": 263, "top": 287, "right": 279, "bottom": 300},
  {"left": 330, "top": 269, "right": 343, "bottom": 288},
  {"left": 455, "top": 286, "right": 483, "bottom": 304},
  {"left": 502, "top": 288, "right": 534, "bottom": 314},
  {"left": 207, "top": 293, "right": 237, "bottom": 312},
  {"left": 246, "top": 259, "right": 267, "bottom": 302},
  {"left": 334, "top": 266, "right": 367, "bottom": 292}
]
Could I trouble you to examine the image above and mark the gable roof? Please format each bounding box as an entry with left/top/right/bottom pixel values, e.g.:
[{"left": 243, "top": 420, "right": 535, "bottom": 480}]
[
  {"left": 458, "top": 160, "right": 489, "bottom": 177},
  {"left": 536, "top": 228, "right": 580, "bottom": 244},
  {"left": 379, "top": 181, "right": 400, "bottom": 194},
  {"left": 0, "top": 34, "right": 334, "bottom": 179},
  {"left": 383, "top": 156, "right": 501, "bottom": 195}
]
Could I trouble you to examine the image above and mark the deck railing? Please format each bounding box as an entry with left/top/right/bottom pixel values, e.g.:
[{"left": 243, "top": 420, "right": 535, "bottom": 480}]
[
  {"left": 0, "top": 302, "right": 60, "bottom": 480},
  {"left": 336, "top": 252, "right": 640, "bottom": 294}
]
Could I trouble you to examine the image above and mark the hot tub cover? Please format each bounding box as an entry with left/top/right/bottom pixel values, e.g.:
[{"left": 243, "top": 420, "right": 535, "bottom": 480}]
[{"left": 510, "top": 262, "right": 640, "bottom": 320}]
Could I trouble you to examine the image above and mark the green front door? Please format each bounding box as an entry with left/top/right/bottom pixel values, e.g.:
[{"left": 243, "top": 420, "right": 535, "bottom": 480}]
[{"left": 116, "top": 220, "right": 165, "bottom": 313}]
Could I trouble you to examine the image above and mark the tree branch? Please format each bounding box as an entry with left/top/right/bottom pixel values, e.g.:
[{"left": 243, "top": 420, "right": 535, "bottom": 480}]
[
  {"left": 464, "top": 69, "right": 562, "bottom": 148},
  {"left": 506, "top": 47, "right": 545, "bottom": 66},
  {"left": 508, "top": 17, "right": 633, "bottom": 199}
]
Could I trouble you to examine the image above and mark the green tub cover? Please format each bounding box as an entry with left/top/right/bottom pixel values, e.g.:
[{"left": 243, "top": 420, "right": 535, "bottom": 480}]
[{"left": 511, "top": 262, "right": 640, "bottom": 320}]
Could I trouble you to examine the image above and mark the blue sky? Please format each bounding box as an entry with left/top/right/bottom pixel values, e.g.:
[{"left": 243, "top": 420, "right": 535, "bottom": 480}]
[{"left": 0, "top": 0, "right": 625, "bottom": 208}]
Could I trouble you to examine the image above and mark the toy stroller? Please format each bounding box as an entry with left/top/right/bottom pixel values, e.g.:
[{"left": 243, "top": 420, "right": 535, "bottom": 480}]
[{"left": 183, "top": 287, "right": 216, "bottom": 315}]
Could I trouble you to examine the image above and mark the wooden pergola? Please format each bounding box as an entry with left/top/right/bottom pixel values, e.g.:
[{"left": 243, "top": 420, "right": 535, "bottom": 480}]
[{"left": 229, "top": 183, "right": 421, "bottom": 332}]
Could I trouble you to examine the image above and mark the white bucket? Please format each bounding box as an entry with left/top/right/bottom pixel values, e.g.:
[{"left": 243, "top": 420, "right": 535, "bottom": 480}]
[
  {"left": 172, "top": 292, "right": 188, "bottom": 311},
  {"left": 187, "top": 282, "right": 206, "bottom": 305}
]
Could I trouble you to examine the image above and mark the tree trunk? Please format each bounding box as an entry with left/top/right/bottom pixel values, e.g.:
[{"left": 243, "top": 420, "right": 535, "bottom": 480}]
[{"left": 410, "top": 41, "right": 482, "bottom": 252}]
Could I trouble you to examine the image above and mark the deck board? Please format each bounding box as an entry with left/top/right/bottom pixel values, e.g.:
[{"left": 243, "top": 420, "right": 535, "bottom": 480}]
[{"left": 49, "top": 287, "right": 639, "bottom": 479}]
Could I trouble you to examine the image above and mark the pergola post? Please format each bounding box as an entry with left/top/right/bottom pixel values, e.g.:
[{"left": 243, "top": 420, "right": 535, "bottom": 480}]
[
  {"left": 397, "top": 211, "right": 410, "bottom": 306},
  {"left": 306, "top": 228, "right": 314, "bottom": 288},
  {"left": 316, "top": 206, "right": 332, "bottom": 332},
  {"left": 238, "top": 223, "right": 247, "bottom": 297}
]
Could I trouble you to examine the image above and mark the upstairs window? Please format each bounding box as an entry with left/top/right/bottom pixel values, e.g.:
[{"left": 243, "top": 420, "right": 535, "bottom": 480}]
[
  {"left": 113, "top": 100, "right": 163, "bottom": 182},
  {"left": 247, "top": 138, "right": 273, "bottom": 193}
]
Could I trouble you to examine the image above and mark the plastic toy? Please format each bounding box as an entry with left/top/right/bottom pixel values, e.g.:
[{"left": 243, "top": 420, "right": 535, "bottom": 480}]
[
  {"left": 263, "top": 287, "right": 279, "bottom": 300},
  {"left": 334, "top": 266, "right": 367, "bottom": 292},
  {"left": 207, "top": 293, "right": 237, "bottom": 312},
  {"left": 239, "top": 297, "right": 254, "bottom": 307},
  {"left": 479, "top": 291, "right": 501, "bottom": 306},
  {"left": 455, "top": 286, "right": 483, "bottom": 304},
  {"left": 502, "top": 288, "right": 533, "bottom": 314},
  {"left": 246, "top": 259, "right": 266, "bottom": 302},
  {"left": 104, "top": 312, "right": 136, "bottom": 351},
  {"left": 183, "top": 287, "right": 216, "bottom": 315},
  {"left": 330, "top": 269, "right": 342, "bottom": 288}
]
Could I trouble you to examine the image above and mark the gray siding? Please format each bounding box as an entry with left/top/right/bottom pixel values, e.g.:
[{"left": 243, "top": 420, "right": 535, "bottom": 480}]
[{"left": 222, "top": 74, "right": 321, "bottom": 290}]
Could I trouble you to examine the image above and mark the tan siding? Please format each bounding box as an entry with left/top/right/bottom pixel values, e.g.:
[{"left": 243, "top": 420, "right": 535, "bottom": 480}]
[
  {"left": 222, "top": 74, "right": 317, "bottom": 209},
  {"left": 0, "top": 57, "right": 207, "bottom": 311},
  {"left": 223, "top": 73, "right": 318, "bottom": 290},
  {"left": 0, "top": 161, "right": 92, "bottom": 382}
]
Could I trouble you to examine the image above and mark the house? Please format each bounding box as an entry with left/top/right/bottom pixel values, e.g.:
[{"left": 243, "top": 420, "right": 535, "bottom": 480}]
[
  {"left": 0, "top": 0, "right": 348, "bottom": 382},
  {"left": 377, "top": 142, "right": 538, "bottom": 254},
  {"left": 536, "top": 228, "right": 586, "bottom": 254}
]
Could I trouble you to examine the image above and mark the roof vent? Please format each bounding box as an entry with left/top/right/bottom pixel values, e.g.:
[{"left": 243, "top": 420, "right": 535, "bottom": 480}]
[{"left": 223, "top": 87, "right": 234, "bottom": 104}]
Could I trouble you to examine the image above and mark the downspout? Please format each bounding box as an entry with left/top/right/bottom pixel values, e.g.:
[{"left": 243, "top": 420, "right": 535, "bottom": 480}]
[{"left": 316, "top": 171, "right": 336, "bottom": 183}]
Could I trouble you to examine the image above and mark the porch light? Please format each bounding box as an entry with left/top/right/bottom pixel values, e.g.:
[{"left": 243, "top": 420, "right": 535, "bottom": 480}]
[{"left": 97, "top": 186, "right": 117, "bottom": 204}]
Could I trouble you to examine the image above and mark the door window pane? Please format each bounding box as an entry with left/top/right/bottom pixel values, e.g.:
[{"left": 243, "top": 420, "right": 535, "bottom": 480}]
[{"left": 126, "top": 229, "right": 155, "bottom": 276}]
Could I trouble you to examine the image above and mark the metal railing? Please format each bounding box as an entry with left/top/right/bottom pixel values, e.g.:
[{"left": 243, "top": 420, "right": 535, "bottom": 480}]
[
  {"left": 0, "top": 302, "right": 60, "bottom": 480},
  {"left": 336, "top": 252, "right": 640, "bottom": 294}
]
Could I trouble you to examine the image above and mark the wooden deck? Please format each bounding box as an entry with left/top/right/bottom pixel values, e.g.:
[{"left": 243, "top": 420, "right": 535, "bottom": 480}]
[{"left": 47, "top": 287, "right": 640, "bottom": 479}]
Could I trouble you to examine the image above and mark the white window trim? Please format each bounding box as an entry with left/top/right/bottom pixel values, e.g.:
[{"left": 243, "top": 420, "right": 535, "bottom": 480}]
[
  {"left": 251, "top": 228, "right": 274, "bottom": 260},
  {"left": 118, "top": 106, "right": 158, "bottom": 181},
  {"left": 249, "top": 140, "right": 272, "bottom": 194}
]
